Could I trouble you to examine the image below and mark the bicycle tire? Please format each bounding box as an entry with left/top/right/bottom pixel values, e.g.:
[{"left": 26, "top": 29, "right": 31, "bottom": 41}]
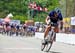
[
  {"left": 46, "top": 42, "right": 53, "bottom": 52},
  {"left": 45, "top": 31, "right": 55, "bottom": 52},
  {"left": 41, "top": 44, "right": 45, "bottom": 51}
]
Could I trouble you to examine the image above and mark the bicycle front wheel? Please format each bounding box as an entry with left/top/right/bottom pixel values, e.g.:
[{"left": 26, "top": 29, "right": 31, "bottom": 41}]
[
  {"left": 45, "top": 42, "right": 53, "bottom": 52},
  {"left": 41, "top": 43, "right": 45, "bottom": 51}
]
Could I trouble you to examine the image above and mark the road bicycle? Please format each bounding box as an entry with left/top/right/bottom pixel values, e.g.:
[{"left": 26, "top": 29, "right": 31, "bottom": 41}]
[{"left": 41, "top": 23, "right": 56, "bottom": 52}]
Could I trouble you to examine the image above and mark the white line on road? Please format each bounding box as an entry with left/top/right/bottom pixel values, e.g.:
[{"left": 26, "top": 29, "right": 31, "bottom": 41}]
[{"left": 0, "top": 48, "right": 39, "bottom": 50}]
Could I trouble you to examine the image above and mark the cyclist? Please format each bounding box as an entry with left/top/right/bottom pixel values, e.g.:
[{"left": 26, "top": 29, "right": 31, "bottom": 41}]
[{"left": 43, "top": 9, "right": 63, "bottom": 44}]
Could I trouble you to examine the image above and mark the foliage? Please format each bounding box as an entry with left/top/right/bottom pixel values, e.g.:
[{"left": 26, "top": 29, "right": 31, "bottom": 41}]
[
  {"left": 13, "top": 15, "right": 28, "bottom": 23},
  {"left": 0, "top": 0, "right": 59, "bottom": 23}
]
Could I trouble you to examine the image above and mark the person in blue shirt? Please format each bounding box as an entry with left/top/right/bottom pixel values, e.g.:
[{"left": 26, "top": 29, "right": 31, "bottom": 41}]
[
  {"left": 44, "top": 9, "right": 63, "bottom": 42},
  {"left": 16, "top": 25, "right": 20, "bottom": 30}
]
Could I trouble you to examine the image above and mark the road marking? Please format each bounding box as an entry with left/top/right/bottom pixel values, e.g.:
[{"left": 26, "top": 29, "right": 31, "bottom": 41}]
[{"left": 0, "top": 48, "right": 39, "bottom": 50}]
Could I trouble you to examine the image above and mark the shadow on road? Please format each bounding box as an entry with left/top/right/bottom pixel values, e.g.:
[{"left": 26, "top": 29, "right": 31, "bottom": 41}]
[{"left": 45, "top": 51, "right": 61, "bottom": 53}]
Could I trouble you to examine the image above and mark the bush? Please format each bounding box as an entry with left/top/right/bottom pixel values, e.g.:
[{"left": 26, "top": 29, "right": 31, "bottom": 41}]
[{"left": 12, "top": 15, "right": 28, "bottom": 23}]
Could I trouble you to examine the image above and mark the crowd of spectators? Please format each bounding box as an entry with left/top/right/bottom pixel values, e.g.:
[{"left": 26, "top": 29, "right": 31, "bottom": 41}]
[{"left": 0, "top": 21, "right": 45, "bottom": 36}]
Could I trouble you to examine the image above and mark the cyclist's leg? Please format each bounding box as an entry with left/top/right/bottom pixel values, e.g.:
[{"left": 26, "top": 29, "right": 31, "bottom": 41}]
[
  {"left": 54, "top": 26, "right": 59, "bottom": 33},
  {"left": 44, "top": 25, "right": 51, "bottom": 38},
  {"left": 54, "top": 26, "right": 59, "bottom": 41},
  {"left": 42, "top": 25, "right": 51, "bottom": 45}
]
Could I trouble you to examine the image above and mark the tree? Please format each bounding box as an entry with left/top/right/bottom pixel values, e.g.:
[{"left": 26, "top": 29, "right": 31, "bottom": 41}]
[
  {"left": 73, "top": 0, "right": 75, "bottom": 16},
  {"left": 0, "top": 0, "right": 59, "bottom": 23}
]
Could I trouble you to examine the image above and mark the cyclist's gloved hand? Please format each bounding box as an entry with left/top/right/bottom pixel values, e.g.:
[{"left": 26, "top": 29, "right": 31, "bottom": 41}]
[
  {"left": 60, "top": 25, "right": 63, "bottom": 30},
  {"left": 60, "top": 21, "right": 63, "bottom": 30}
]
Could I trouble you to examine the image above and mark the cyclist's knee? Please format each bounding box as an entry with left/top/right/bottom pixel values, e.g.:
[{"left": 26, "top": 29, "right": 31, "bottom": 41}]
[
  {"left": 47, "top": 25, "right": 51, "bottom": 28},
  {"left": 54, "top": 27, "right": 59, "bottom": 33}
]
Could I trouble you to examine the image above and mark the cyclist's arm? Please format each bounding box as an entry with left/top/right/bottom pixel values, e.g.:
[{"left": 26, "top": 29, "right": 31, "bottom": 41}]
[
  {"left": 60, "top": 20, "right": 63, "bottom": 30},
  {"left": 45, "top": 16, "right": 50, "bottom": 24},
  {"left": 58, "top": 13, "right": 63, "bottom": 30}
]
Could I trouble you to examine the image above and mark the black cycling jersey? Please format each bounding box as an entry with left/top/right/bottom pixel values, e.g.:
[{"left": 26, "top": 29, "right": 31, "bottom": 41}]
[{"left": 48, "top": 10, "right": 63, "bottom": 24}]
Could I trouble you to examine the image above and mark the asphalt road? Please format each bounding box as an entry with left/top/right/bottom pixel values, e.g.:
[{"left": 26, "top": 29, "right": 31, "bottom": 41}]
[{"left": 0, "top": 34, "right": 75, "bottom": 53}]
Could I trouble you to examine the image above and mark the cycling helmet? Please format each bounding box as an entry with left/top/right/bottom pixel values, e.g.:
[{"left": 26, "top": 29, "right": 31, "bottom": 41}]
[{"left": 55, "top": 8, "right": 61, "bottom": 13}]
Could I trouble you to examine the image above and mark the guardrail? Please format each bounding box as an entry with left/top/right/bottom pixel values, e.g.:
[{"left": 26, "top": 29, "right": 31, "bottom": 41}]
[{"left": 35, "top": 32, "right": 75, "bottom": 45}]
